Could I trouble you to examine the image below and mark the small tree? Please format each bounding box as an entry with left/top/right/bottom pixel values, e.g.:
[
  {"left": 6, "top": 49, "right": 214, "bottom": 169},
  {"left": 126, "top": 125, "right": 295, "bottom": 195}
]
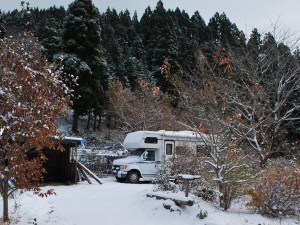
[
  {"left": 200, "top": 123, "right": 253, "bottom": 210},
  {"left": 154, "top": 158, "right": 174, "bottom": 191},
  {"left": 107, "top": 80, "right": 177, "bottom": 132},
  {"left": 202, "top": 32, "right": 300, "bottom": 167},
  {"left": 0, "top": 34, "right": 71, "bottom": 222},
  {"left": 163, "top": 57, "right": 254, "bottom": 210}
]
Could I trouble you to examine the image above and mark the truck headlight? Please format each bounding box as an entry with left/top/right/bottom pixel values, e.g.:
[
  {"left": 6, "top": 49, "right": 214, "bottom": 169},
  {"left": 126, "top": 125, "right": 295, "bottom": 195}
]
[{"left": 122, "top": 165, "right": 127, "bottom": 170}]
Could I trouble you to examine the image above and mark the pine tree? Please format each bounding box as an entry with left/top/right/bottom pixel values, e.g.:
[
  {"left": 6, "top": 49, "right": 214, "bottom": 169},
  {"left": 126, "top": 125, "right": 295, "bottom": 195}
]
[
  {"left": 208, "top": 12, "right": 242, "bottom": 49},
  {"left": 62, "top": 0, "right": 105, "bottom": 133},
  {"left": 190, "top": 11, "right": 209, "bottom": 45},
  {"left": 247, "top": 28, "right": 262, "bottom": 59},
  {"left": 0, "top": 11, "right": 6, "bottom": 39},
  {"left": 36, "top": 7, "right": 66, "bottom": 59},
  {"left": 100, "top": 8, "right": 125, "bottom": 85},
  {"left": 140, "top": 1, "right": 179, "bottom": 95}
]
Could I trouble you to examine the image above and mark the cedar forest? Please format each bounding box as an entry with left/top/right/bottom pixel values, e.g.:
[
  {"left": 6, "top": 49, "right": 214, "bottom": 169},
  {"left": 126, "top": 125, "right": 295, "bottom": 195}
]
[{"left": 0, "top": 0, "right": 300, "bottom": 222}]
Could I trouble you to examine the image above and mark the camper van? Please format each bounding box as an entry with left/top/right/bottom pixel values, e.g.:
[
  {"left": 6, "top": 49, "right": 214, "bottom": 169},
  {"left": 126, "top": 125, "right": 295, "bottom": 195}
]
[{"left": 112, "top": 130, "right": 204, "bottom": 183}]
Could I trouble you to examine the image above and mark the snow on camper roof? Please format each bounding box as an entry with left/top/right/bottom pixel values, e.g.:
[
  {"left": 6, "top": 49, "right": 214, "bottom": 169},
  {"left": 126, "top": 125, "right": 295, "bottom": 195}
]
[
  {"left": 123, "top": 130, "right": 203, "bottom": 149},
  {"left": 123, "top": 131, "right": 147, "bottom": 149},
  {"left": 159, "top": 130, "right": 202, "bottom": 139}
]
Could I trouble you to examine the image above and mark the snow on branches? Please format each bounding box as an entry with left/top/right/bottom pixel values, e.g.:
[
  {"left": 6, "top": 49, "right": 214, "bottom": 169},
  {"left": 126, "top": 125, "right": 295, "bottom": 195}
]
[{"left": 0, "top": 33, "right": 71, "bottom": 221}]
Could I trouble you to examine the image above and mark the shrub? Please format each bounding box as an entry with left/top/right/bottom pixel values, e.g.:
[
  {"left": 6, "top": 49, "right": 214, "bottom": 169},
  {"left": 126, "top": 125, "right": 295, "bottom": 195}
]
[
  {"left": 248, "top": 163, "right": 300, "bottom": 217},
  {"left": 154, "top": 160, "right": 175, "bottom": 191},
  {"left": 196, "top": 210, "right": 208, "bottom": 219}
]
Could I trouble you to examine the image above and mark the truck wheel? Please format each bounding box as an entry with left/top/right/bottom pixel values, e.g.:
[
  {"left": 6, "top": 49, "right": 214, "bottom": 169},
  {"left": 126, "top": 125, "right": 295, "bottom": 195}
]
[{"left": 127, "top": 171, "right": 140, "bottom": 183}]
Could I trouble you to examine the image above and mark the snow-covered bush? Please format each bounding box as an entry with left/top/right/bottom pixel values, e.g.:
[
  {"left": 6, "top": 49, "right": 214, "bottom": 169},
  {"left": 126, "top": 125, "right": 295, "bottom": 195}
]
[
  {"left": 154, "top": 160, "right": 176, "bottom": 191},
  {"left": 248, "top": 162, "right": 300, "bottom": 217}
]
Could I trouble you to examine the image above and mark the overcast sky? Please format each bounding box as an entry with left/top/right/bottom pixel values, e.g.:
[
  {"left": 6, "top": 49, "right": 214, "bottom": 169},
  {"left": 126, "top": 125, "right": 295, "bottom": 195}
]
[{"left": 1, "top": 0, "right": 300, "bottom": 39}]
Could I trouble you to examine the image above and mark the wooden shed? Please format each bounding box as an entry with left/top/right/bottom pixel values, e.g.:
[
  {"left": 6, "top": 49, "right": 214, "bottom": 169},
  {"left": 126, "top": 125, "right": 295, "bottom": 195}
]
[{"left": 42, "top": 137, "right": 83, "bottom": 184}]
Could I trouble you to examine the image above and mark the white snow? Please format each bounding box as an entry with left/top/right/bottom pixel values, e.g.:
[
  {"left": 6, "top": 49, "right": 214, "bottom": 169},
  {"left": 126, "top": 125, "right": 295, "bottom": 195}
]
[
  {"left": 178, "top": 174, "right": 201, "bottom": 180},
  {"left": 1, "top": 177, "right": 298, "bottom": 225}
]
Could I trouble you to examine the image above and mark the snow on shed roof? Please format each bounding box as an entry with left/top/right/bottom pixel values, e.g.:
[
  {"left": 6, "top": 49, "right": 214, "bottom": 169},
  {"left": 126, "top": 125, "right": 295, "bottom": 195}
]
[{"left": 54, "top": 136, "right": 85, "bottom": 145}]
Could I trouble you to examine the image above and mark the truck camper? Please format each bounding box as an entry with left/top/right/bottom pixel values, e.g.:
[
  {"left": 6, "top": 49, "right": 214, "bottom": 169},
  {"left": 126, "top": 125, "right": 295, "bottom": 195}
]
[{"left": 112, "top": 130, "right": 205, "bottom": 183}]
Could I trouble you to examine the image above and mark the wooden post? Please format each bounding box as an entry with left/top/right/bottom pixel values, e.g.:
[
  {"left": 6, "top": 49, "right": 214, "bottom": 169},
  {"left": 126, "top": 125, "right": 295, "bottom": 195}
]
[
  {"left": 76, "top": 160, "right": 102, "bottom": 185},
  {"left": 177, "top": 174, "right": 201, "bottom": 198},
  {"left": 3, "top": 178, "right": 9, "bottom": 222},
  {"left": 185, "top": 180, "right": 189, "bottom": 197},
  {"left": 79, "top": 167, "right": 92, "bottom": 184}
]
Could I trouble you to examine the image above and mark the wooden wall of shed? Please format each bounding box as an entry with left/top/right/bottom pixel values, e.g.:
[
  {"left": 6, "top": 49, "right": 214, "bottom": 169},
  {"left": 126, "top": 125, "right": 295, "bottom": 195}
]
[{"left": 43, "top": 141, "right": 79, "bottom": 184}]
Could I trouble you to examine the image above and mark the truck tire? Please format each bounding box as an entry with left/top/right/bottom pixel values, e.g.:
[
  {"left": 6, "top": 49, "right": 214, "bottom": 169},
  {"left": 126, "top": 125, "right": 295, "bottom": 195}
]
[{"left": 126, "top": 171, "right": 140, "bottom": 183}]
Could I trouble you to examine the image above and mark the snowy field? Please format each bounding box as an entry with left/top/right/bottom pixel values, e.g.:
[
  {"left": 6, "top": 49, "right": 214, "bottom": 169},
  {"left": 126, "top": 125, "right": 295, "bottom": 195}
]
[{"left": 2, "top": 177, "right": 299, "bottom": 225}]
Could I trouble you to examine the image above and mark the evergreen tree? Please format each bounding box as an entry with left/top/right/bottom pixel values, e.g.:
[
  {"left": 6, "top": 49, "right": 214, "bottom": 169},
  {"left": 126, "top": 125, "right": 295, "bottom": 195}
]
[
  {"left": 3, "top": 7, "right": 35, "bottom": 34},
  {"left": 36, "top": 6, "right": 66, "bottom": 59},
  {"left": 62, "top": 0, "right": 105, "bottom": 133},
  {"left": 132, "top": 11, "right": 140, "bottom": 33},
  {"left": 260, "top": 32, "right": 279, "bottom": 81},
  {"left": 261, "top": 32, "right": 278, "bottom": 53},
  {"left": 208, "top": 12, "right": 243, "bottom": 49},
  {"left": 171, "top": 8, "right": 196, "bottom": 75},
  {"left": 141, "top": 1, "right": 177, "bottom": 71},
  {"left": 100, "top": 8, "right": 124, "bottom": 85},
  {"left": 100, "top": 8, "right": 148, "bottom": 90},
  {"left": 54, "top": 54, "right": 100, "bottom": 132},
  {"left": 37, "top": 17, "right": 63, "bottom": 59},
  {"left": 140, "top": 1, "right": 179, "bottom": 94},
  {"left": 0, "top": 11, "right": 5, "bottom": 39},
  {"left": 190, "top": 11, "right": 209, "bottom": 45},
  {"left": 247, "top": 28, "right": 262, "bottom": 59}
]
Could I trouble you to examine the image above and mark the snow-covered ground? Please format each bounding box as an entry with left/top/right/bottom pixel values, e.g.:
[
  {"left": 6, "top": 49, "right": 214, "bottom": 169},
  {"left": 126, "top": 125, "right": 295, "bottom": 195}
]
[{"left": 2, "top": 177, "right": 299, "bottom": 225}]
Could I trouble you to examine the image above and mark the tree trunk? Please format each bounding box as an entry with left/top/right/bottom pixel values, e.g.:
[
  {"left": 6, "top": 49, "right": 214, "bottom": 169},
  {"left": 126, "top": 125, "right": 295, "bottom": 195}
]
[
  {"left": 106, "top": 114, "right": 111, "bottom": 129},
  {"left": 219, "top": 183, "right": 232, "bottom": 211},
  {"left": 259, "top": 155, "right": 268, "bottom": 169},
  {"left": 97, "top": 111, "right": 101, "bottom": 130},
  {"left": 93, "top": 110, "right": 97, "bottom": 130},
  {"left": 2, "top": 178, "right": 9, "bottom": 222},
  {"left": 72, "top": 111, "right": 80, "bottom": 134},
  {"left": 86, "top": 109, "right": 91, "bottom": 130}
]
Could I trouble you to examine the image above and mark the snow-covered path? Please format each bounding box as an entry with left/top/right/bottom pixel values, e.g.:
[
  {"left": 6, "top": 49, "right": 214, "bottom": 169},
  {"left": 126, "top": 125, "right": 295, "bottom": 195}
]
[
  {"left": 9, "top": 177, "right": 197, "bottom": 225},
  {"left": 2, "top": 177, "right": 298, "bottom": 225}
]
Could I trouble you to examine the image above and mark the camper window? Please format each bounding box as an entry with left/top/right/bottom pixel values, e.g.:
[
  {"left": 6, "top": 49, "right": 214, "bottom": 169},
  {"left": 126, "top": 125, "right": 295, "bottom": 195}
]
[
  {"left": 130, "top": 149, "right": 145, "bottom": 156},
  {"left": 144, "top": 137, "right": 158, "bottom": 144},
  {"left": 166, "top": 143, "right": 173, "bottom": 155},
  {"left": 144, "top": 150, "right": 155, "bottom": 161}
]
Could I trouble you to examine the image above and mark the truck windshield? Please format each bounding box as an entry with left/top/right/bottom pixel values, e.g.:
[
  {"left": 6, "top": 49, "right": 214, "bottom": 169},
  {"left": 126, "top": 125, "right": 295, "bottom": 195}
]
[{"left": 129, "top": 149, "right": 146, "bottom": 156}]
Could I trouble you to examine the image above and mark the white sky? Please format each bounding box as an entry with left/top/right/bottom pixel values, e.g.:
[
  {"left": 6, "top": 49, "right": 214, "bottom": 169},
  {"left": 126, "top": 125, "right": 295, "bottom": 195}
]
[{"left": 1, "top": 0, "right": 300, "bottom": 39}]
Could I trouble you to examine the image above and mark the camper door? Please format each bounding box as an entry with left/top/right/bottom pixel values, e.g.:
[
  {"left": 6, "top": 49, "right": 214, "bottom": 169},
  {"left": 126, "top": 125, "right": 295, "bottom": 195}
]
[{"left": 139, "top": 149, "right": 158, "bottom": 178}]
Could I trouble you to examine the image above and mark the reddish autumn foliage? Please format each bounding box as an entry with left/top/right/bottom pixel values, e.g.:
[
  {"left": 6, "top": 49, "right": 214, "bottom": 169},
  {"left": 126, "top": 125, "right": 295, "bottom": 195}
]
[
  {"left": 0, "top": 34, "right": 71, "bottom": 222},
  {"left": 248, "top": 163, "right": 300, "bottom": 217}
]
